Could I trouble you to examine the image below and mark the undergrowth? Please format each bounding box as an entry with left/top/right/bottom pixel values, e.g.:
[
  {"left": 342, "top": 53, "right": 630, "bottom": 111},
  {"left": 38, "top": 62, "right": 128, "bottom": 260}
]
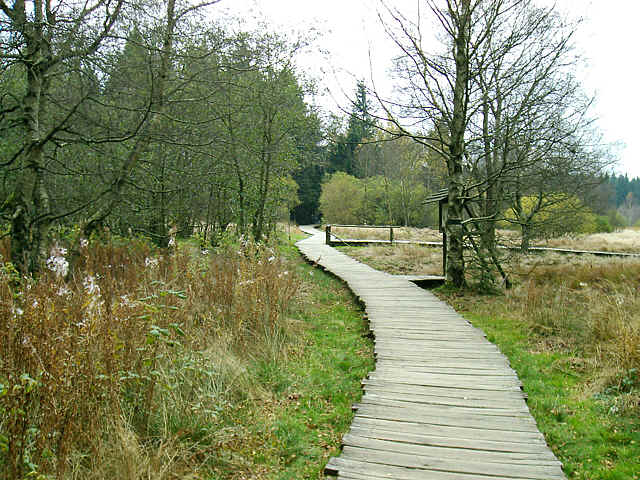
[{"left": 0, "top": 232, "right": 372, "bottom": 479}]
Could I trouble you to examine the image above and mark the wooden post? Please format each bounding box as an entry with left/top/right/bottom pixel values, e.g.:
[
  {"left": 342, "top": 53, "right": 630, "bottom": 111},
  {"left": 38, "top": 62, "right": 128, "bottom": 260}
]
[
  {"left": 440, "top": 199, "right": 447, "bottom": 277},
  {"left": 389, "top": 227, "right": 394, "bottom": 244},
  {"left": 325, "top": 224, "right": 331, "bottom": 245}
]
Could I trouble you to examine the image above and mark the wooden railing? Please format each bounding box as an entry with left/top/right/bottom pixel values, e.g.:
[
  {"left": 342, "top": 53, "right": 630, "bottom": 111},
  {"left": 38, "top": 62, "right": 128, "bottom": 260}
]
[{"left": 325, "top": 224, "right": 398, "bottom": 245}]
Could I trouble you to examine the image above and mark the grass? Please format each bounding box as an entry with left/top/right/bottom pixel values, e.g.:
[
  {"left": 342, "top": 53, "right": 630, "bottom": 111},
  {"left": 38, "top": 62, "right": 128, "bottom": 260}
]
[
  {"left": 459, "top": 310, "right": 640, "bottom": 480},
  {"left": 339, "top": 244, "right": 443, "bottom": 276},
  {"left": 332, "top": 225, "right": 640, "bottom": 253},
  {"left": 329, "top": 225, "right": 441, "bottom": 242},
  {"left": 334, "top": 235, "right": 640, "bottom": 479},
  {"left": 207, "top": 234, "right": 374, "bottom": 479},
  {"left": 0, "top": 230, "right": 373, "bottom": 479}
]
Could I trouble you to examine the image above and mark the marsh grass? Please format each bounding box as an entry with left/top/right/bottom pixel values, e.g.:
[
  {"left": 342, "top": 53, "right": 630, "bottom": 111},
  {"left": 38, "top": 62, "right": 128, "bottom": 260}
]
[
  {"left": 330, "top": 225, "right": 441, "bottom": 242},
  {"left": 0, "top": 235, "right": 295, "bottom": 479},
  {"left": 340, "top": 244, "right": 443, "bottom": 275},
  {"left": 0, "top": 231, "right": 372, "bottom": 479},
  {"left": 332, "top": 225, "right": 640, "bottom": 253}
]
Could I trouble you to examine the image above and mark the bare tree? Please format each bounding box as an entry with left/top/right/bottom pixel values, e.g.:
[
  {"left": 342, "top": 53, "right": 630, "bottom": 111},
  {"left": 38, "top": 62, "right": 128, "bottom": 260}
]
[
  {"left": 377, "top": 0, "right": 609, "bottom": 287},
  {"left": 377, "top": 0, "right": 491, "bottom": 287},
  {"left": 0, "top": 0, "right": 125, "bottom": 272}
]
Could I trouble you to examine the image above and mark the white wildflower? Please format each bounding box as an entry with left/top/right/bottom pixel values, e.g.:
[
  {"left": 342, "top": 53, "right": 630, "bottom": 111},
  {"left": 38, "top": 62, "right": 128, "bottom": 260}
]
[
  {"left": 83, "top": 275, "right": 103, "bottom": 316},
  {"left": 83, "top": 275, "right": 100, "bottom": 296},
  {"left": 201, "top": 249, "right": 209, "bottom": 255},
  {"left": 46, "top": 244, "right": 69, "bottom": 278},
  {"left": 145, "top": 257, "right": 159, "bottom": 268},
  {"left": 80, "top": 238, "right": 89, "bottom": 248},
  {"left": 268, "top": 256, "right": 276, "bottom": 263},
  {"left": 12, "top": 306, "right": 24, "bottom": 317},
  {"left": 120, "top": 294, "right": 137, "bottom": 308},
  {"left": 168, "top": 237, "right": 176, "bottom": 247},
  {"left": 32, "top": 299, "right": 38, "bottom": 308},
  {"left": 57, "top": 286, "right": 72, "bottom": 297}
]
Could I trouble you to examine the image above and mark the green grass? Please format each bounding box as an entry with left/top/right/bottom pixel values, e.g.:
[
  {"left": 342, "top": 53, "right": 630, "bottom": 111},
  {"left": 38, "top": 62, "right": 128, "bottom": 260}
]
[
  {"left": 466, "top": 312, "right": 640, "bottom": 480},
  {"left": 206, "top": 233, "right": 374, "bottom": 479}
]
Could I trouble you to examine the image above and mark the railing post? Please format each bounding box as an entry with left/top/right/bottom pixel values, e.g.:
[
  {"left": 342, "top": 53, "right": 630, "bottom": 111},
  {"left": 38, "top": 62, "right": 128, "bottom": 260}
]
[
  {"left": 389, "top": 227, "right": 394, "bottom": 244},
  {"left": 325, "top": 224, "right": 331, "bottom": 245}
]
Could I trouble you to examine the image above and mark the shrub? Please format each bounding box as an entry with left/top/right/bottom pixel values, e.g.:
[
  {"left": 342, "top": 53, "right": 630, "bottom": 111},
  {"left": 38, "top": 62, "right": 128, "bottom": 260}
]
[{"left": 319, "top": 172, "right": 365, "bottom": 224}]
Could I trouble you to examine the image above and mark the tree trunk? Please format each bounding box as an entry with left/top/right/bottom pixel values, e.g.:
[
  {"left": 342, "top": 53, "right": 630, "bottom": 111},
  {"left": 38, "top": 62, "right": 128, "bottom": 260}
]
[
  {"left": 445, "top": 0, "right": 471, "bottom": 288},
  {"left": 9, "top": 10, "right": 54, "bottom": 273},
  {"left": 521, "top": 223, "right": 532, "bottom": 252}
]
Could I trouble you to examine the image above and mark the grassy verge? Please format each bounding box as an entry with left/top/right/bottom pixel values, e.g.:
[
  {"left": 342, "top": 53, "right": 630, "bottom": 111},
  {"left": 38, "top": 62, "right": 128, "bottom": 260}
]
[
  {"left": 209, "top": 235, "right": 374, "bottom": 479},
  {"left": 460, "top": 310, "right": 640, "bottom": 480}
]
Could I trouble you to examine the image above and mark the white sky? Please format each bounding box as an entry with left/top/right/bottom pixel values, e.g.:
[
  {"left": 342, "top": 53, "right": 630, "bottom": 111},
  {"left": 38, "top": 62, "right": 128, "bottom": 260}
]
[{"left": 217, "top": 0, "right": 640, "bottom": 179}]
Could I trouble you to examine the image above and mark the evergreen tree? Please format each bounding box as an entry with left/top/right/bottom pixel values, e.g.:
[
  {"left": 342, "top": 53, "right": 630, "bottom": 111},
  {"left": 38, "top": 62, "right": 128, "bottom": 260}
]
[{"left": 328, "top": 81, "right": 376, "bottom": 176}]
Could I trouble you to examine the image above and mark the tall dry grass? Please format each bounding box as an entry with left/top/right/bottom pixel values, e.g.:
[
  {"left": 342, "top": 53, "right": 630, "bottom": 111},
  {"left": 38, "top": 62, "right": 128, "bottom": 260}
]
[
  {"left": 481, "top": 256, "right": 640, "bottom": 388},
  {"left": 540, "top": 228, "right": 640, "bottom": 253},
  {"left": 0, "top": 236, "right": 297, "bottom": 479},
  {"left": 330, "top": 226, "right": 442, "bottom": 242}
]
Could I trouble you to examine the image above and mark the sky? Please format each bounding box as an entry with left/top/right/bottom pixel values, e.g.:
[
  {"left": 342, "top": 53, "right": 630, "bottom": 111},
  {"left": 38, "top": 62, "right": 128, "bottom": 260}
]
[{"left": 217, "top": 0, "right": 640, "bottom": 179}]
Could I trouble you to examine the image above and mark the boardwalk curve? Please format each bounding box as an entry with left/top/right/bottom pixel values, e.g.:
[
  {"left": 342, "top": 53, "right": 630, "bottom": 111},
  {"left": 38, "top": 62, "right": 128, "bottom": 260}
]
[{"left": 296, "top": 226, "right": 565, "bottom": 480}]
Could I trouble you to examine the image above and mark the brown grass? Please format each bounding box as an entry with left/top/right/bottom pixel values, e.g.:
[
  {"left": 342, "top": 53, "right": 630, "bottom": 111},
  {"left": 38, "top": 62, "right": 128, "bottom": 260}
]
[
  {"left": 0, "top": 236, "right": 297, "bottom": 479},
  {"left": 539, "top": 228, "right": 640, "bottom": 253},
  {"left": 479, "top": 257, "right": 640, "bottom": 388},
  {"left": 330, "top": 225, "right": 640, "bottom": 254},
  {"left": 340, "top": 244, "right": 443, "bottom": 276},
  {"left": 329, "top": 226, "right": 442, "bottom": 242}
]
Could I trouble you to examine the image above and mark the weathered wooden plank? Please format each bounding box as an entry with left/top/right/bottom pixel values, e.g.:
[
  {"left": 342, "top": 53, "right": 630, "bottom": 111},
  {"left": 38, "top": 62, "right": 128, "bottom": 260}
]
[
  {"left": 365, "top": 373, "right": 522, "bottom": 391},
  {"left": 341, "top": 434, "right": 562, "bottom": 464},
  {"left": 339, "top": 446, "right": 566, "bottom": 479},
  {"left": 360, "top": 389, "right": 527, "bottom": 410},
  {"left": 346, "top": 425, "right": 552, "bottom": 454},
  {"left": 327, "top": 457, "right": 562, "bottom": 480},
  {"left": 352, "top": 404, "right": 540, "bottom": 432},
  {"left": 350, "top": 417, "right": 547, "bottom": 444},
  {"left": 359, "top": 393, "right": 530, "bottom": 414}
]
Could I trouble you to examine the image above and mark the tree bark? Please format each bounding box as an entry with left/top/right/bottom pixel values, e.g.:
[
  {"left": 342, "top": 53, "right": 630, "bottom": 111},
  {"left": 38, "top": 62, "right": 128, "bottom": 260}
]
[{"left": 445, "top": 0, "right": 472, "bottom": 288}]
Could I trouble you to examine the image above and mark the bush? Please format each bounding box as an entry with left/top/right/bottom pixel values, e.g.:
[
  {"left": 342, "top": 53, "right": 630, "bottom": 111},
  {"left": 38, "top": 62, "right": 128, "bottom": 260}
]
[
  {"left": 594, "top": 215, "right": 613, "bottom": 233},
  {"left": 319, "top": 172, "right": 364, "bottom": 224}
]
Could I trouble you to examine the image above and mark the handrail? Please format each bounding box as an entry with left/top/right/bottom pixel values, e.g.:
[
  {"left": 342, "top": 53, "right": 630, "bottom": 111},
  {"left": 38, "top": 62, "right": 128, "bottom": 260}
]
[
  {"left": 325, "top": 224, "right": 396, "bottom": 244},
  {"left": 327, "top": 224, "right": 400, "bottom": 229}
]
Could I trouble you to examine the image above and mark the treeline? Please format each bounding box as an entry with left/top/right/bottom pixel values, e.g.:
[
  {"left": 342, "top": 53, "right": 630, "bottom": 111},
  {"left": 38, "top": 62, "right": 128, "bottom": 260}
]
[
  {"left": 607, "top": 174, "right": 640, "bottom": 207},
  {"left": 295, "top": 82, "right": 446, "bottom": 227},
  {"left": 602, "top": 174, "right": 640, "bottom": 227},
  {"left": 0, "top": 1, "right": 322, "bottom": 273}
]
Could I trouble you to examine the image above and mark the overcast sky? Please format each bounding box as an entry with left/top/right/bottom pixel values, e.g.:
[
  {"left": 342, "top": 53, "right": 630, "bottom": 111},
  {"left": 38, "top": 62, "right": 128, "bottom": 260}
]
[{"left": 218, "top": 1, "right": 639, "bottom": 178}]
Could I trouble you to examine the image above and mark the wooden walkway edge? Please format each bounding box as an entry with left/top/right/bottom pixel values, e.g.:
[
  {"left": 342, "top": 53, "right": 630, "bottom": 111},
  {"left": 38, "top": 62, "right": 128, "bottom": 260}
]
[{"left": 296, "top": 226, "right": 566, "bottom": 480}]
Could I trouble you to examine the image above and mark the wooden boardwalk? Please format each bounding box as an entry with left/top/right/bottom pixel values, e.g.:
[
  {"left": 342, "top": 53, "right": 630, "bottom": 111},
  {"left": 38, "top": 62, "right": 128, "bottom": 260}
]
[{"left": 297, "top": 226, "right": 566, "bottom": 480}]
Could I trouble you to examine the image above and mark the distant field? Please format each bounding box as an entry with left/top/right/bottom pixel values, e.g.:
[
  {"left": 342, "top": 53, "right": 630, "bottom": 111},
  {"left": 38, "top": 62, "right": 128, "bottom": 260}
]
[{"left": 330, "top": 225, "right": 640, "bottom": 253}]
